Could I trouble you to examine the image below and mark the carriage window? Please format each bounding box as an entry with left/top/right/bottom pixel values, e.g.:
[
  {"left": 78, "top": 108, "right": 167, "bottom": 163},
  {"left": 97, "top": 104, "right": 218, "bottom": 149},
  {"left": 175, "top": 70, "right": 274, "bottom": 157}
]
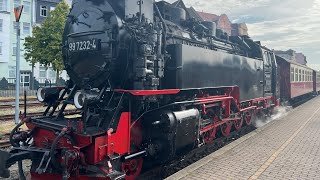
[
  {"left": 309, "top": 71, "right": 311, "bottom": 81},
  {"left": 299, "top": 69, "right": 302, "bottom": 82},
  {"left": 290, "top": 67, "right": 294, "bottom": 82},
  {"left": 306, "top": 71, "right": 308, "bottom": 81},
  {"left": 306, "top": 71, "right": 307, "bottom": 82},
  {"left": 295, "top": 68, "right": 298, "bottom": 82}
]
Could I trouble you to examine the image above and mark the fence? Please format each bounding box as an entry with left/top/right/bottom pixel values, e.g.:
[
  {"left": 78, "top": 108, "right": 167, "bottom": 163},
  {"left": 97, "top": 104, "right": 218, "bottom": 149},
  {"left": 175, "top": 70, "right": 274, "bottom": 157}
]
[{"left": 0, "top": 89, "right": 37, "bottom": 97}]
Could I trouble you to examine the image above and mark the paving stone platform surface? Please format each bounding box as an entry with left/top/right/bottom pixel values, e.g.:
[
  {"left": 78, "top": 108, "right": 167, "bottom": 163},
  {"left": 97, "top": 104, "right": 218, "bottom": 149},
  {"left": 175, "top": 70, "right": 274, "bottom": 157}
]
[{"left": 166, "top": 96, "right": 320, "bottom": 180}]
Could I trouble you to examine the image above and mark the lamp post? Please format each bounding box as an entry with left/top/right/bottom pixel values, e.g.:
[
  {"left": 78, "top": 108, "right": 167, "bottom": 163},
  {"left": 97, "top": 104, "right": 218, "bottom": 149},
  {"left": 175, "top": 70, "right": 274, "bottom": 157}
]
[{"left": 14, "top": 5, "right": 24, "bottom": 124}]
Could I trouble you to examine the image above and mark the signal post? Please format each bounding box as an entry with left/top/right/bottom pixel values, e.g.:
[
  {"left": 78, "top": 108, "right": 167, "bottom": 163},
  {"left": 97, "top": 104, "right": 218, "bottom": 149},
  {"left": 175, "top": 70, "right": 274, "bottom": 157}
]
[{"left": 14, "top": 6, "right": 23, "bottom": 124}]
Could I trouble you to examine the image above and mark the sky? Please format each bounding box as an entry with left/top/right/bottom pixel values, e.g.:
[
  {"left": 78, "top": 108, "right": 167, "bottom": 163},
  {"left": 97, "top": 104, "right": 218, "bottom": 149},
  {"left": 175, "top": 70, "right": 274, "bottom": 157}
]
[{"left": 165, "top": 0, "right": 320, "bottom": 67}]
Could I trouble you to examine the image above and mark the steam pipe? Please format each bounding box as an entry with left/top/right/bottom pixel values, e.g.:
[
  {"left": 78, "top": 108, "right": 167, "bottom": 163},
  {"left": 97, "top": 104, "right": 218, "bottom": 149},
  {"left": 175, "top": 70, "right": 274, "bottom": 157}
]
[
  {"left": 154, "top": 4, "right": 167, "bottom": 54},
  {"left": 50, "top": 128, "right": 68, "bottom": 172},
  {"left": 50, "top": 128, "right": 76, "bottom": 172},
  {"left": 9, "top": 121, "right": 26, "bottom": 147},
  {"left": 138, "top": 0, "right": 142, "bottom": 23},
  {"left": 121, "top": 151, "right": 146, "bottom": 162}
]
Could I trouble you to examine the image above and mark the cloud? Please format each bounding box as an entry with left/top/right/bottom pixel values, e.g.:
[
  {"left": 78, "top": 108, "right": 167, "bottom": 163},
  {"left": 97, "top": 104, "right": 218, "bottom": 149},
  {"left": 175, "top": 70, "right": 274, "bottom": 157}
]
[
  {"left": 162, "top": 0, "right": 319, "bottom": 64},
  {"left": 247, "top": 0, "right": 320, "bottom": 64}
]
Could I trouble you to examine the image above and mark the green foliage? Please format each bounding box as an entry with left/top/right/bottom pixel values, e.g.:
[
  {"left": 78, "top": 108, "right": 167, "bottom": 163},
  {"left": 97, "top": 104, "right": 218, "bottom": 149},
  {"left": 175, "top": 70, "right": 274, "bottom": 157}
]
[{"left": 24, "top": 1, "right": 69, "bottom": 76}]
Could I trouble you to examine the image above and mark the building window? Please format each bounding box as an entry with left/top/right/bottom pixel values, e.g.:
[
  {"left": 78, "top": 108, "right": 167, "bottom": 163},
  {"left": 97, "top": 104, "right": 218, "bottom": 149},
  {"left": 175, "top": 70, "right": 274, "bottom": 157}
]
[
  {"left": 50, "top": 6, "right": 55, "bottom": 11},
  {"left": 40, "top": 5, "right": 47, "bottom": 17},
  {"left": 295, "top": 68, "right": 298, "bottom": 82},
  {"left": 290, "top": 67, "right": 294, "bottom": 82},
  {"left": 49, "top": 68, "right": 56, "bottom": 78},
  {"left": 302, "top": 70, "right": 305, "bottom": 82},
  {"left": 14, "top": 0, "right": 20, "bottom": 8},
  {"left": 9, "top": 66, "right": 16, "bottom": 78},
  {"left": 0, "top": 42, "right": 2, "bottom": 55},
  {"left": 0, "top": 0, "right": 7, "bottom": 11},
  {"left": 39, "top": 67, "right": 46, "bottom": 78},
  {"left": 12, "top": 43, "right": 17, "bottom": 56},
  {"left": 23, "top": 1, "right": 30, "bottom": 13},
  {"left": 0, "top": 19, "right": 2, "bottom": 32},
  {"left": 23, "top": 22, "right": 30, "bottom": 34}
]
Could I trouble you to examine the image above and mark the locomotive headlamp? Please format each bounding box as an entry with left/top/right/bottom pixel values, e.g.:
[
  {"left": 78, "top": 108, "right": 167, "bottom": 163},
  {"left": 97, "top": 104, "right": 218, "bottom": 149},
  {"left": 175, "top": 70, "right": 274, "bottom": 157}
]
[
  {"left": 74, "top": 91, "right": 85, "bottom": 109},
  {"left": 36, "top": 88, "right": 45, "bottom": 102},
  {"left": 74, "top": 91, "right": 99, "bottom": 109},
  {"left": 36, "top": 87, "right": 64, "bottom": 103}
]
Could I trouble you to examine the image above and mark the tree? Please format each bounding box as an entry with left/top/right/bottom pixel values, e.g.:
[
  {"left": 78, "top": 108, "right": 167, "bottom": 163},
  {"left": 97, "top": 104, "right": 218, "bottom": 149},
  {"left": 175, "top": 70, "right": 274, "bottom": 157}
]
[{"left": 24, "top": 1, "right": 69, "bottom": 81}]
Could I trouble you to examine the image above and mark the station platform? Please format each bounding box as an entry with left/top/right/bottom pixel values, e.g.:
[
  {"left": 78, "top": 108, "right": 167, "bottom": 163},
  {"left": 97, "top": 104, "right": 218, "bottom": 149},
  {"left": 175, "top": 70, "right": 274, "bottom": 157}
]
[{"left": 166, "top": 96, "right": 320, "bottom": 180}]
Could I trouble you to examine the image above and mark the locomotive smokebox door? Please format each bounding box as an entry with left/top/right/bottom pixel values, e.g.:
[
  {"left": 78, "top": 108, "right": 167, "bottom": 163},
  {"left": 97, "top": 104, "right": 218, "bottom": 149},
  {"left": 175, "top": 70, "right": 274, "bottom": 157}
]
[{"left": 125, "top": 0, "right": 154, "bottom": 23}]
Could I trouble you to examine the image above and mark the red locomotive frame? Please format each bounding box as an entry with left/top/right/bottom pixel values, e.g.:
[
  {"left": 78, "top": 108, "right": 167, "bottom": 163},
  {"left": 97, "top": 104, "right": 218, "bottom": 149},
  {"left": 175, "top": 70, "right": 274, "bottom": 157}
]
[{"left": 10, "top": 86, "right": 277, "bottom": 180}]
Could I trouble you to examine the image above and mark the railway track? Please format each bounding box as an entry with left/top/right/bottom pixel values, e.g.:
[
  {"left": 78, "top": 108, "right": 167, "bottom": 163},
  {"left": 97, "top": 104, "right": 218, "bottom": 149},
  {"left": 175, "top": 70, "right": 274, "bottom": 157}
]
[
  {"left": 0, "top": 98, "right": 37, "bottom": 103},
  {"left": 0, "top": 140, "right": 10, "bottom": 149},
  {"left": 0, "top": 133, "right": 10, "bottom": 149},
  {"left": 0, "top": 112, "right": 43, "bottom": 121},
  {"left": 0, "top": 109, "right": 79, "bottom": 122},
  {"left": 0, "top": 102, "right": 42, "bottom": 109}
]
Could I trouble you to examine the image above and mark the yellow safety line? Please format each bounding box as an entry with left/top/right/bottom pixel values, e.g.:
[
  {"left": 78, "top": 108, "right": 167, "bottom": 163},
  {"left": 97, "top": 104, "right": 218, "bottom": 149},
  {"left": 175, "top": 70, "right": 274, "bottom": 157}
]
[{"left": 248, "top": 106, "right": 320, "bottom": 180}]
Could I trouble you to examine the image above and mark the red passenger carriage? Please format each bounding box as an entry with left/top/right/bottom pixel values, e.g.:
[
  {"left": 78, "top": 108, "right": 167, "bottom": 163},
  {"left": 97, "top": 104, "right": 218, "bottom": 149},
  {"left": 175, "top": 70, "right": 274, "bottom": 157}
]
[{"left": 276, "top": 56, "right": 315, "bottom": 103}]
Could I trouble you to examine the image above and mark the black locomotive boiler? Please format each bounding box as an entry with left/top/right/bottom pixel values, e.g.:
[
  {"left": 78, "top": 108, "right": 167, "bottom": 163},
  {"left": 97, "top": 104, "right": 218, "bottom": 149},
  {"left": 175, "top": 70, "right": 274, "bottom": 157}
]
[{"left": 0, "top": 0, "right": 282, "bottom": 180}]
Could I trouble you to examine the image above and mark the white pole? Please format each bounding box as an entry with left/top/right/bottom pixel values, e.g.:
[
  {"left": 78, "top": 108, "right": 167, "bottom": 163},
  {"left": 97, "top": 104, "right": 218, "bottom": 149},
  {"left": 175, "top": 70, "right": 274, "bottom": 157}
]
[{"left": 15, "top": 22, "right": 21, "bottom": 124}]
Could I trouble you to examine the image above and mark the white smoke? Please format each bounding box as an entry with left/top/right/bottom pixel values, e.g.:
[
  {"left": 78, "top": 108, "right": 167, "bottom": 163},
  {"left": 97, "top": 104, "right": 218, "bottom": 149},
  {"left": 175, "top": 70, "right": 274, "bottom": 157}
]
[{"left": 253, "top": 106, "right": 292, "bottom": 128}]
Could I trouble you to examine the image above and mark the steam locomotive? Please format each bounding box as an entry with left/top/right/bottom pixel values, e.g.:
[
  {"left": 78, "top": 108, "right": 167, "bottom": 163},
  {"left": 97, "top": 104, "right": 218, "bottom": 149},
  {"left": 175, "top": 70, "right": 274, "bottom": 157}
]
[{"left": 0, "top": 0, "right": 318, "bottom": 179}]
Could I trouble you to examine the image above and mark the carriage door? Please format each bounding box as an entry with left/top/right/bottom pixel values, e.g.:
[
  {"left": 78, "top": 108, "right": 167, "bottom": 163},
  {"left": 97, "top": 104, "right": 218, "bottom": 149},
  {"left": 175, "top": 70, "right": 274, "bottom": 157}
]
[{"left": 263, "top": 51, "right": 272, "bottom": 96}]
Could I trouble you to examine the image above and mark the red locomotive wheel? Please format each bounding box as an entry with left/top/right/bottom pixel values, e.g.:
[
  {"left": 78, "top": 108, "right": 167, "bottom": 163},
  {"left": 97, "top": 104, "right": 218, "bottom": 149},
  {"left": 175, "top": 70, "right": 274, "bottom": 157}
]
[
  {"left": 220, "top": 121, "right": 232, "bottom": 137},
  {"left": 234, "top": 118, "right": 243, "bottom": 131},
  {"left": 122, "top": 157, "right": 143, "bottom": 180},
  {"left": 203, "top": 128, "right": 216, "bottom": 144},
  {"left": 244, "top": 112, "right": 253, "bottom": 126}
]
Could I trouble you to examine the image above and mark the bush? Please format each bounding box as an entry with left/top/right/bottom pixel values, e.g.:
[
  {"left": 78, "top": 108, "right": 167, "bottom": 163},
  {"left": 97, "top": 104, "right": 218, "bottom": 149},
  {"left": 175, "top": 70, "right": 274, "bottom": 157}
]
[
  {"left": 0, "top": 77, "right": 8, "bottom": 90},
  {"left": 56, "top": 77, "right": 66, "bottom": 86},
  {"left": 32, "top": 77, "right": 40, "bottom": 90}
]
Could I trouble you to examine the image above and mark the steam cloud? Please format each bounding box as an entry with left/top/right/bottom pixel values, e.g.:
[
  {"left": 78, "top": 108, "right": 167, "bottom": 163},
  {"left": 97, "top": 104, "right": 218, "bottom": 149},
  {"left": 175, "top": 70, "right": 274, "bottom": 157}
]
[{"left": 253, "top": 106, "right": 292, "bottom": 128}]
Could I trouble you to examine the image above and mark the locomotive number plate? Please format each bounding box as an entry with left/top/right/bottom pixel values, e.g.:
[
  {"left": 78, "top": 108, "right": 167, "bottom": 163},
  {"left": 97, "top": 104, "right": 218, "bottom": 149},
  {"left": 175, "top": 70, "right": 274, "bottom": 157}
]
[{"left": 68, "top": 39, "right": 99, "bottom": 52}]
